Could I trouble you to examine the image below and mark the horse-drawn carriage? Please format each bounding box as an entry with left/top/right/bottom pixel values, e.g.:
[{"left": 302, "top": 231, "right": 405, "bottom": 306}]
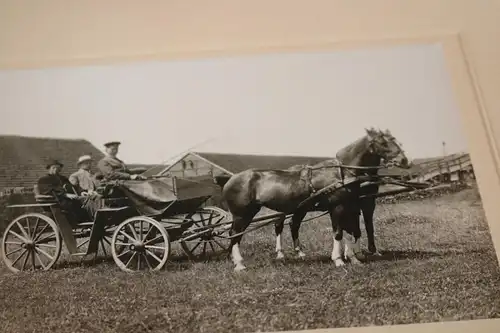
[
  {"left": 1, "top": 175, "right": 233, "bottom": 273},
  {"left": 1, "top": 128, "right": 431, "bottom": 273}
]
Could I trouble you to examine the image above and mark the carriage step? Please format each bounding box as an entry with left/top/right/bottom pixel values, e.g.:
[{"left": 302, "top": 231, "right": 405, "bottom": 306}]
[{"left": 72, "top": 253, "right": 87, "bottom": 257}]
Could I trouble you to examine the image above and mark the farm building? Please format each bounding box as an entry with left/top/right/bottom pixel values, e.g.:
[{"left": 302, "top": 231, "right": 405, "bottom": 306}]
[
  {"left": 0, "top": 135, "right": 159, "bottom": 194},
  {"left": 410, "top": 152, "right": 475, "bottom": 183},
  {"left": 142, "top": 151, "right": 333, "bottom": 179}
]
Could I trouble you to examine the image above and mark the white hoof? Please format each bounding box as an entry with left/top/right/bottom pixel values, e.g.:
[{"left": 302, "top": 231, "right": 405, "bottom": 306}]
[
  {"left": 276, "top": 251, "right": 285, "bottom": 260},
  {"left": 333, "top": 258, "right": 345, "bottom": 267},
  {"left": 234, "top": 263, "right": 246, "bottom": 271},
  {"left": 297, "top": 251, "right": 306, "bottom": 259}
]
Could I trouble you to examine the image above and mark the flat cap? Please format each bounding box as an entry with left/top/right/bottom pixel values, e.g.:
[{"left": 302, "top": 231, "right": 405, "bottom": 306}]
[{"left": 104, "top": 141, "right": 121, "bottom": 148}]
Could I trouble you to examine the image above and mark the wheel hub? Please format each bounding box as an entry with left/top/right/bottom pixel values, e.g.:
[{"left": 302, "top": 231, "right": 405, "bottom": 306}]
[
  {"left": 130, "top": 242, "right": 145, "bottom": 252},
  {"left": 21, "top": 240, "right": 35, "bottom": 249}
]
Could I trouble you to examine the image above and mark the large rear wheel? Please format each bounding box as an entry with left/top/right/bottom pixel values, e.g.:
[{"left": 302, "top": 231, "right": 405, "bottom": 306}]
[{"left": 1, "top": 213, "right": 62, "bottom": 273}]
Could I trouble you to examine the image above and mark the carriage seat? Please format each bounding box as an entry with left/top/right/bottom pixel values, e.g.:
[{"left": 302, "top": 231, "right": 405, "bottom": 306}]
[{"left": 33, "top": 184, "right": 58, "bottom": 203}]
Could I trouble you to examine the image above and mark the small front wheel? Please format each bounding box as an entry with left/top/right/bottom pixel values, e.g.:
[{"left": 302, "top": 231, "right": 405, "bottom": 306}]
[
  {"left": 111, "top": 216, "right": 170, "bottom": 272},
  {"left": 180, "top": 207, "right": 231, "bottom": 260}
]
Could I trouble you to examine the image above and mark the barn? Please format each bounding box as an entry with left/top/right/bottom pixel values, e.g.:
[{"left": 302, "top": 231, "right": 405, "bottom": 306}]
[
  {"left": 0, "top": 135, "right": 159, "bottom": 195},
  {"left": 142, "top": 151, "right": 333, "bottom": 179}
]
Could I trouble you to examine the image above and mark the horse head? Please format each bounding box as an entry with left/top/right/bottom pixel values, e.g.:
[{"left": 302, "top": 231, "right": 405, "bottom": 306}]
[{"left": 364, "top": 127, "right": 411, "bottom": 169}]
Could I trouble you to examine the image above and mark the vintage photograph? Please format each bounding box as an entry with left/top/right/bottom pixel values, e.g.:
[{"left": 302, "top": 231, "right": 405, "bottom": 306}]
[{"left": 0, "top": 43, "right": 499, "bottom": 333}]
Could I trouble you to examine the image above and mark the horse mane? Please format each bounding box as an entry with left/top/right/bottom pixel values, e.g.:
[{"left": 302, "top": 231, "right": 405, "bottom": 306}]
[{"left": 335, "top": 135, "right": 369, "bottom": 163}]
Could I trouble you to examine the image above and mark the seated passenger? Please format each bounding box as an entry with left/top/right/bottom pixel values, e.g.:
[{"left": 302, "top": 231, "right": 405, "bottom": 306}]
[
  {"left": 97, "top": 141, "right": 147, "bottom": 181},
  {"left": 69, "top": 155, "right": 100, "bottom": 195},
  {"left": 37, "top": 159, "right": 103, "bottom": 221}
]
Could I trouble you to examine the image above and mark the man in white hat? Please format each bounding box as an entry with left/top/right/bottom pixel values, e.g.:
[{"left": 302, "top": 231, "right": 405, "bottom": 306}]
[
  {"left": 69, "top": 155, "right": 100, "bottom": 195},
  {"left": 97, "top": 141, "right": 147, "bottom": 181}
]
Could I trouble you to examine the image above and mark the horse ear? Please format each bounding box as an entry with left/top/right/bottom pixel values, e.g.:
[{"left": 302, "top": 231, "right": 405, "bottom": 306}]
[{"left": 365, "top": 128, "right": 375, "bottom": 141}]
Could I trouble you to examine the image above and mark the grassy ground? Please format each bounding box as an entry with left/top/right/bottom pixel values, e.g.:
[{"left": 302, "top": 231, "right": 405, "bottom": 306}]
[{"left": 1, "top": 187, "right": 499, "bottom": 333}]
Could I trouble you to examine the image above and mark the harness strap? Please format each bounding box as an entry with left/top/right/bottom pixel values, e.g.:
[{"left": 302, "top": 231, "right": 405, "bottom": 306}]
[{"left": 305, "top": 166, "right": 317, "bottom": 194}]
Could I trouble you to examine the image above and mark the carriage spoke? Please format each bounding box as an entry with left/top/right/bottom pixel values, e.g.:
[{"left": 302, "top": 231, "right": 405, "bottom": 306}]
[
  {"left": 77, "top": 238, "right": 90, "bottom": 249},
  {"left": 144, "top": 235, "right": 163, "bottom": 245},
  {"left": 33, "top": 223, "right": 49, "bottom": 242},
  {"left": 127, "top": 223, "right": 139, "bottom": 240},
  {"left": 119, "top": 230, "right": 137, "bottom": 242},
  {"left": 11, "top": 249, "right": 28, "bottom": 266},
  {"left": 22, "top": 250, "right": 30, "bottom": 271},
  {"left": 34, "top": 250, "right": 47, "bottom": 270},
  {"left": 137, "top": 254, "right": 141, "bottom": 270},
  {"left": 32, "top": 217, "right": 40, "bottom": 240},
  {"left": 24, "top": 217, "right": 32, "bottom": 238},
  {"left": 8, "top": 230, "right": 27, "bottom": 243},
  {"left": 202, "top": 242, "right": 207, "bottom": 257},
  {"left": 145, "top": 249, "right": 162, "bottom": 263},
  {"left": 36, "top": 243, "right": 57, "bottom": 249},
  {"left": 143, "top": 254, "right": 152, "bottom": 270},
  {"left": 15, "top": 221, "right": 30, "bottom": 240},
  {"left": 100, "top": 240, "right": 107, "bottom": 256},
  {"left": 117, "top": 249, "right": 132, "bottom": 258},
  {"left": 103, "top": 236, "right": 112, "bottom": 246},
  {"left": 139, "top": 221, "right": 143, "bottom": 240},
  {"left": 213, "top": 238, "right": 228, "bottom": 250},
  {"left": 4, "top": 241, "right": 23, "bottom": 245},
  {"left": 35, "top": 247, "right": 55, "bottom": 262},
  {"left": 208, "top": 241, "right": 216, "bottom": 253},
  {"left": 125, "top": 252, "right": 137, "bottom": 269},
  {"left": 142, "top": 226, "right": 154, "bottom": 242},
  {"left": 6, "top": 247, "right": 24, "bottom": 256},
  {"left": 36, "top": 233, "right": 55, "bottom": 244},
  {"left": 144, "top": 245, "right": 165, "bottom": 251},
  {"left": 188, "top": 241, "right": 202, "bottom": 254}
]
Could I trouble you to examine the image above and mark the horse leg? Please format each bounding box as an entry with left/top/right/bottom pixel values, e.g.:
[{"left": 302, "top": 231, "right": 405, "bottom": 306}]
[
  {"left": 343, "top": 208, "right": 365, "bottom": 263},
  {"left": 329, "top": 207, "right": 345, "bottom": 267},
  {"left": 274, "top": 215, "right": 286, "bottom": 260},
  {"left": 362, "top": 198, "right": 381, "bottom": 256},
  {"left": 229, "top": 209, "right": 258, "bottom": 272},
  {"left": 343, "top": 221, "right": 364, "bottom": 265},
  {"left": 289, "top": 210, "right": 307, "bottom": 259}
]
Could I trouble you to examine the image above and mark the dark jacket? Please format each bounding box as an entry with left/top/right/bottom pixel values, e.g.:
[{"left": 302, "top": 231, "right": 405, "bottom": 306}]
[{"left": 37, "top": 173, "right": 76, "bottom": 197}]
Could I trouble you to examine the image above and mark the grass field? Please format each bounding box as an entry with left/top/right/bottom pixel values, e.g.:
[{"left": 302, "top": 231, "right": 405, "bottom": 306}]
[{"left": 1, "top": 186, "right": 500, "bottom": 333}]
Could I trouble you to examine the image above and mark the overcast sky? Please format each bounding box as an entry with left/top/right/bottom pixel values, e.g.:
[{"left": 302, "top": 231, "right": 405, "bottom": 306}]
[{"left": 0, "top": 43, "right": 468, "bottom": 164}]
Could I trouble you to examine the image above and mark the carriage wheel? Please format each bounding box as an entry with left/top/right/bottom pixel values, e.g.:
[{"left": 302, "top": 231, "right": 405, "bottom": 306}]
[
  {"left": 111, "top": 216, "right": 170, "bottom": 272},
  {"left": 180, "top": 207, "right": 231, "bottom": 260},
  {"left": 1, "top": 213, "right": 62, "bottom": 273}
]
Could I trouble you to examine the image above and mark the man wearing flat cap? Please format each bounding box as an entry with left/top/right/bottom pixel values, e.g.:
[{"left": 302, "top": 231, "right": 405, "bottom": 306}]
[
  {"left": 97, "top": 141, "right": 147, "bottom": 181},
  {"left": 37, "top": 159, "right": 103, "bottom": 221},
  {"left": 69, "top": 155, "right": 100, "bottom": 195}
]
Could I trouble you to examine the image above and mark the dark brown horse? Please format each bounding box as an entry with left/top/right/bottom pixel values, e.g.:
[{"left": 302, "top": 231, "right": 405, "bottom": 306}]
[{"left": 222, "top": 128, "right": 411, "bottom": 271}]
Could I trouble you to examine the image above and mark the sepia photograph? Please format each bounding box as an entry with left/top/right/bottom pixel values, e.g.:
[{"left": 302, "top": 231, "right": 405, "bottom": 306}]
[{"left": 0, "top": 42, "right": 499, "bottom": 333}]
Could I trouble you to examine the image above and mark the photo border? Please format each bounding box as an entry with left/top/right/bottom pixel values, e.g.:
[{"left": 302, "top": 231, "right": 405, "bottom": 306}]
[{"left": 1, "top": 1, "right": 499, "bottom": 332}]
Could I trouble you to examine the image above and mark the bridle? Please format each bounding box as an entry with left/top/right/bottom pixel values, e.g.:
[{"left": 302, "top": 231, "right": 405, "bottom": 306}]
[{"left": 300, "top": 139, "right": 405, "bottom": 194}]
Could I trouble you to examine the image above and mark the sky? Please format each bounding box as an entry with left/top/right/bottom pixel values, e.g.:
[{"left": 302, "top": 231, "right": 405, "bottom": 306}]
[{"left": 0, "top": 43, "right": 468, "bottom": 164}]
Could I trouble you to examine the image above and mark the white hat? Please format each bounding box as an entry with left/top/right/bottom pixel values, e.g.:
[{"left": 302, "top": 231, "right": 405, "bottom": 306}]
[{"left": 77, "top": 155, "right": 92, "bottom": 165}]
